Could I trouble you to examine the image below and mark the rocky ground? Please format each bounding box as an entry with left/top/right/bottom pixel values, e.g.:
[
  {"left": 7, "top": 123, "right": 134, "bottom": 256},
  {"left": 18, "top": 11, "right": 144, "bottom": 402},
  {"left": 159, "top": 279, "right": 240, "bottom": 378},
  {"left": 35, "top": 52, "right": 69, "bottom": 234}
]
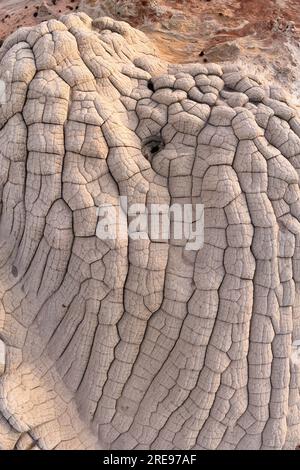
[{"left": 0, "top": 1, "right": 300, "bottom": 102}]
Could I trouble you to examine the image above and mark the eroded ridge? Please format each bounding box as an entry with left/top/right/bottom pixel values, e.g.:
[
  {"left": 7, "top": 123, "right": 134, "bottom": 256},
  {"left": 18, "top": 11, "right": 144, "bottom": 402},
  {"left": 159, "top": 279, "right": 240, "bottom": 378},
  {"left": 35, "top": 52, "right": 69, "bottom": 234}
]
[{"left": 0, "top": 12, "right": 300, "bottom": 450}]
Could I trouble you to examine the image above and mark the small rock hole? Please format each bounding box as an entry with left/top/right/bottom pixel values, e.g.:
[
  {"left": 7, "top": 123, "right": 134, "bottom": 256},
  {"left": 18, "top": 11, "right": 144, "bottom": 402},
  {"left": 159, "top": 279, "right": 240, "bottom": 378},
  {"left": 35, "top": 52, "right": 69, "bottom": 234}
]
[
  {"left": 142, "top": 137, "right": 164, "bottom": 163},
  {"left": 150, "top": 144, "right": 160, "bottom": 154},
  {"left": 12, "top": 265, "right": 18, "bottom": 277},
  {"left": 147, "top": 80, "right": 154, "bottom": 92}
]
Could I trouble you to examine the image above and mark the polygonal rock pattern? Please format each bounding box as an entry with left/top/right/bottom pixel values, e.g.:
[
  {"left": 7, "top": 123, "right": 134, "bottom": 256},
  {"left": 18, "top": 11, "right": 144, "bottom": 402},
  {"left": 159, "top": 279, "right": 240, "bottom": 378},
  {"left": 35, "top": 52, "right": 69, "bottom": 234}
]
[{"left": 0, "top": 12, "right": 300, "bottom": 450}]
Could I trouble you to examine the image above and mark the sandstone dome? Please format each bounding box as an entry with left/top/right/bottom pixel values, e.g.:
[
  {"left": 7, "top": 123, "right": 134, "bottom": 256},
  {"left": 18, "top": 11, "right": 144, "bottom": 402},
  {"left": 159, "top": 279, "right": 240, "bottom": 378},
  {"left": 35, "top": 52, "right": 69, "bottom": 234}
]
[{"left": 0, "top": 12, "right": 300, "bottom": 450}]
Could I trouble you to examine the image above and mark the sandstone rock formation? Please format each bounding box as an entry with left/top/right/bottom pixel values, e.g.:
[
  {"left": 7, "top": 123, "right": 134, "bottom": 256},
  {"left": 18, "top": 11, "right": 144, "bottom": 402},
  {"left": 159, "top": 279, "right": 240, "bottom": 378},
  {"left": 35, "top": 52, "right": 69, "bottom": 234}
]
[{"left": 0, "top": 12, "right": 300, "bottom": 450}]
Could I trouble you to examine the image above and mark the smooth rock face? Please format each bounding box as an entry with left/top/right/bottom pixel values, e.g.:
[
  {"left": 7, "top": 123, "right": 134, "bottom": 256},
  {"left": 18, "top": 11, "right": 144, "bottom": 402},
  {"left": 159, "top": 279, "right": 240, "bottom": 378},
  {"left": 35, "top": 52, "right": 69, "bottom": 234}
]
[{"left": 0, "top": 12, "right": 300, "bottom": 450}]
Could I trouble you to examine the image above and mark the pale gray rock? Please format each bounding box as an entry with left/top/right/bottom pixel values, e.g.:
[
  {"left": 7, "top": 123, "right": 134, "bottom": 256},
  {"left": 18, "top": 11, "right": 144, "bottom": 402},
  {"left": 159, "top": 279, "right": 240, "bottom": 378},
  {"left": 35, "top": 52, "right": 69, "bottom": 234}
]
[{"left": 0, "top": 12, "right": 300, "bottom": 450}]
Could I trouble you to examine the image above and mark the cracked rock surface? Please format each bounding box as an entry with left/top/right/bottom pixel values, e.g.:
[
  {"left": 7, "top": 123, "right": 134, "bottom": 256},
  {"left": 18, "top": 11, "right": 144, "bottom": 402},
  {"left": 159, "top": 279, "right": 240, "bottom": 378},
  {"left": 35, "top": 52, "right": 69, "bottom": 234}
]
[{"left": 0, "top": 12, "right": 300, "bottom": 450}]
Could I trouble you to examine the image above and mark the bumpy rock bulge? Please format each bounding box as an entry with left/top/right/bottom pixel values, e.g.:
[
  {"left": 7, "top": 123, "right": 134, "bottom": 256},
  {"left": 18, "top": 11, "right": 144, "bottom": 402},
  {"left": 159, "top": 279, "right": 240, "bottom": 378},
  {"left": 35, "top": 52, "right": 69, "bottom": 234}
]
[{"left": 0, "top": 12, "right": 300, "bottom": 450}]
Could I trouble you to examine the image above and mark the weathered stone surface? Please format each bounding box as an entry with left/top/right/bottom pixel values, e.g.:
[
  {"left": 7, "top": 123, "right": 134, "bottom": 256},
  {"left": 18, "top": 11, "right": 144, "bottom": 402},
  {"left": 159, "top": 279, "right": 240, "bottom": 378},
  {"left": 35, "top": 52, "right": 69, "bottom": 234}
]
[{"left": 0, "top": 12, "right": 300, "bottom": 450}]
